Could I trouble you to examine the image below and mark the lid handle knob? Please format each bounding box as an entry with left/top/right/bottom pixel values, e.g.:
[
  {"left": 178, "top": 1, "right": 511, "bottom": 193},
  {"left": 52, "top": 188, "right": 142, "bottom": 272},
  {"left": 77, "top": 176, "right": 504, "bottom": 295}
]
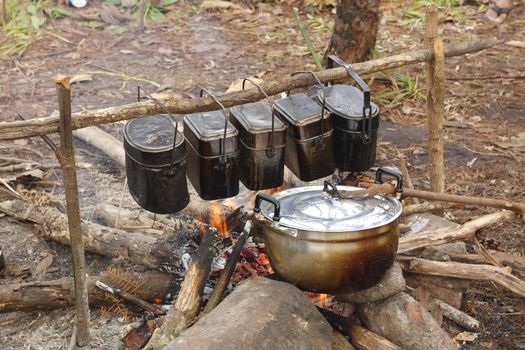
[{"left": 323, "top": 181, "right": 340, "bottom": 198}]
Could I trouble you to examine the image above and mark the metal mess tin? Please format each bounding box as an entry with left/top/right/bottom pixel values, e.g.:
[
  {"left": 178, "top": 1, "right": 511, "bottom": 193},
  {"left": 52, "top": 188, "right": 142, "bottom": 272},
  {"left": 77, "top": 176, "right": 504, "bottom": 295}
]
[
  {"left": 274, "top": 88, "right": 334, "bottom": 182},
  {"left": 184, "top": 107, "right": 240, "bottom": 200},
  {"left": 124, "top": 115, "right": 189, "bottom": 214},
  {"left": 230, "top": 80, "right": 287, "bottom": 190},
  {"left": 321, "top": 56, "right": 380, "bottom": 172}
]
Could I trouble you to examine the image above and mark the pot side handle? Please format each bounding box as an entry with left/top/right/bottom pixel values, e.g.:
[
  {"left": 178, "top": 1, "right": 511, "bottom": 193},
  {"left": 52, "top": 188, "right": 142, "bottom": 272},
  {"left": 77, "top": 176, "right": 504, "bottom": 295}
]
[
  {"left": 375, "top": 167, "right": 403, "bottom": 194},
  {"left": 253, "top": 194, "right": 281, "bottom": 221}
]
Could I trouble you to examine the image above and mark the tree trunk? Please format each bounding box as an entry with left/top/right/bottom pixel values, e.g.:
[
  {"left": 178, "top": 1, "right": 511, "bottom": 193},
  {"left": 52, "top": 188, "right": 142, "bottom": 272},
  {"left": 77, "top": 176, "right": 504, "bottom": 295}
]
[{"left": 326, "top": 0, "right": 380, "bottom": 63}]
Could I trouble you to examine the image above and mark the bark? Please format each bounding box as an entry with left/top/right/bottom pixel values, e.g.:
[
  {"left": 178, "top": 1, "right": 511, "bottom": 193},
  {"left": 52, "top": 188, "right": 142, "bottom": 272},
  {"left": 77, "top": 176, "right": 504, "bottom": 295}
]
[
  {"left": 326, "top": 0, "right": 380, "bottom": 63},
  {"left": 144, "top": 228, "right": 221, "bottom": 350},
  {"left": 0, "top": 271, "right": 179, "bottom": 313},
  {"left": 435, "top": 299, "right": 480, "bottom": 331},
  {"left": 425, "top": 6, "right": 446, "bottom": 193},
  {"left": 397, "top": 256, "right": 525, "bottom": 299},
  {"left": 56, "top": 74, "right": 90, "bottom": 346},
  {"left": 0, "top": 38, "right": 502, "bottom": 141},
  {"left": 398, "top": 210, "right": 517, "bottom": 253},
  {"left": 0, "top": 200, "right": 201, "bottom": 272},
  {"left": 448, "top": 252, "right": 525, "bottom": 278}
]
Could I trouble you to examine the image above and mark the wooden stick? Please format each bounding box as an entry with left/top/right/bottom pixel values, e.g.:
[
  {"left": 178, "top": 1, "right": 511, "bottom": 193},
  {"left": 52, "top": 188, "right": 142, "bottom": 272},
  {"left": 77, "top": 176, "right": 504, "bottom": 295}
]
[
  {"left": 448, "top": 252, "right": 525, "bottom": 278},
  {"left": 0, "top": 38, "right": 502, "bottom": 141},
  {"left": 397, "top": 256, "right": 525, "bottom": 299},
  {"left": 55, "top": 74, "right": 90, "bottom": 346},
  {"left": 95, "top": 280, "right": 166, "bottom": 316},
  {"left": 0, "top": 270, "right": 179, "bottom": 313},
  {"left": 401, "top": 202, "right": 460, "bottom": 217},
  {"left": 144, "top": 228, "right": 221, "bottom": 350},
  {"left": 332, "top": 329, "right": 357, "bottom": 350},
  {"left": 356, "top": 182, "right": 525, "bottom": 215},
  {"left": 400, "top": 157, "right": 418, "bottom": 205},
  {"left": 202, "top": 220, "right": 252, "bottom": 314},
  {"left": 73, "top": 126, "right": 125, "bottom": 169},
  {"left": 425, "top": 5, "right": 445, "bottom": 193},
  {"left": 398, "top": 210, "right": 516, "bottom": 253},
  {"left": 435, "top": 299, "right": 479, "bottom": 331}
]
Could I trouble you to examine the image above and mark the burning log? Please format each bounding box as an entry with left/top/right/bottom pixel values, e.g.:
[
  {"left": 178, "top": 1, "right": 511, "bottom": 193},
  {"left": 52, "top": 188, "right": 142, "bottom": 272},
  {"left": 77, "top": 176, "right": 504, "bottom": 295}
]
[
  {"left": 163, "top": 276, "right": 333, "bottom": 350},
  {"left": 0, "top": 200, "right": 201, "bottom": 272},
  {"left": 144, "top": 227, "right": 222, "bottom": 350},
  {"left": 0, "top": 270, "right": 179, "bottom": 313},
  {"left": 397, "top": 256, "right": 525, "bottom": 299},
  {"left": 0, "top": 38, "right": 502, "bottom": 141}
]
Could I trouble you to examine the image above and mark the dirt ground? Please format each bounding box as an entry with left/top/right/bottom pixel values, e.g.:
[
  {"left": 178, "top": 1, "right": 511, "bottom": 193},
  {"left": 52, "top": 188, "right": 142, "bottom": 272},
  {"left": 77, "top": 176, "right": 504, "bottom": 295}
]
[{"left": 0, "top": 0, "right": 524, "bottom": 349}]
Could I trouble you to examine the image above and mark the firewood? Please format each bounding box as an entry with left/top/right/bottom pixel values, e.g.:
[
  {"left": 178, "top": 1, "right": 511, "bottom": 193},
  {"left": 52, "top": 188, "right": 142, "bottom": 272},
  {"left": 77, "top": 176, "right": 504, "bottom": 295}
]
[
  {"left": 319, "top": 308, "right": 403, "bottom": 350},
  {"left": 144, "top": 228, "right": 222, "bottom": 350},
  {"left": 397, "top": 256, "right": 525, "bottom": 299},
  {"left": 202, "top": 220, "right": 252, "bottom": 314},
  {"left": 0, "top": 270, "right": 179, "bottom": 313},
  {"left": 448, "top": 252, "right": 525, "bottom": 278},
  {"left": 0, "top": 38, "right": 502, "bottom": 141},
  {"left": 401, "top": 202, "right": 461, "bottom": 217},
  {"left": 332, "top": 330, "right": 357, "bottom": 350},
  {"left": 73, "top": 126, "right": 125, "bottom": 169},
  {"left": 55, "top": 74, "right": 90, "bottom": 346},
  {"left": 398, "top": 210, "right": 517, "bottom": 253},
  {"left": 0, "top": 200, "right": 201, "bottom": 272}
]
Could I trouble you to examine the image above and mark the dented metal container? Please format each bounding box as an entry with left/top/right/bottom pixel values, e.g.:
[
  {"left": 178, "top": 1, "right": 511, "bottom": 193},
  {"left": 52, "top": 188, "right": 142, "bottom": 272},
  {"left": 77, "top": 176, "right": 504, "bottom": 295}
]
[
  {"left": 124, "top": 115, "right": 189, "bottom": 214},
  {"left": 274, "top": 93, "right": 334, "bottom": 181},
  {"left": 229, "top": 101, "right": 287, "bottom": 190},
  {"left": 184, "top": 110, "right": 240, "bottom": 200}
]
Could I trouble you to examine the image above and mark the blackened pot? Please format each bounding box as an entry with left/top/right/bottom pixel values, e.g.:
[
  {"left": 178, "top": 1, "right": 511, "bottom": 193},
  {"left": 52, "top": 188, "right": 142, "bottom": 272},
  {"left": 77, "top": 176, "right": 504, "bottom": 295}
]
[{"left": 124, "top": 115, "right": 189, "bottom": 214}]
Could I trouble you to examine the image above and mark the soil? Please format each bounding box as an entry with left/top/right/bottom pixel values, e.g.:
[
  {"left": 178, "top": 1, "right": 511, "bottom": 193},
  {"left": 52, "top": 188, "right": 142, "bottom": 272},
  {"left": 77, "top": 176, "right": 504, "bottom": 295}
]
[{"left": 0, "top": 0, "right": 524, "bottom": 349}]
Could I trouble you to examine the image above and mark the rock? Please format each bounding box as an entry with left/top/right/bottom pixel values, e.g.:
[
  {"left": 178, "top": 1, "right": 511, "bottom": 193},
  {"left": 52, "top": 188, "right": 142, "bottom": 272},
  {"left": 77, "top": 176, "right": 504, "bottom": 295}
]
[
  {"left": 165, "top": 276, "right": 333, "bottom": 350},
  {"left": 336, "top": 262, "right": 405, "bottom": 304},
  {"left": 358, "top": 292, "right": 459, "bottom": 350}
]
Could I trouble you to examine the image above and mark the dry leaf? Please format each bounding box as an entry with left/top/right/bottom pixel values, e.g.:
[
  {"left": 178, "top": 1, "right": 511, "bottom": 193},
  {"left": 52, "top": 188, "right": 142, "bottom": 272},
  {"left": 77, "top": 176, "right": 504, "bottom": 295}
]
[
  {"left": 226, "top": 77, "right": 264, "bottom": 93},
  {"left": 70, "top": 74, "right": 93, "bottom": 84},
  {"left": 455, "top": 331, "right": 478, "bottom": 342},
  {"left": 200, "top": 0, "right": 252, "bottom": 14},
  {"left": 31, "top": 254, "right": 53, "bottom": 276}
]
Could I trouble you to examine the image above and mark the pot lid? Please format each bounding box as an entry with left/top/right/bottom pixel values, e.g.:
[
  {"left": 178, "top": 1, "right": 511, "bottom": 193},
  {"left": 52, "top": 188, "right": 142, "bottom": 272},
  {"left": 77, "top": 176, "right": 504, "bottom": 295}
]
[
  {"left": 184, "top": 110, "right": 238, "bottom": 141},
  {"left": 273, "top": 93, "right": 323, "bottom": 126},
  {"left": 321, "top": 85, "right": 378, "bottom": 119},
  {"left": 124, "top": 115, "right": 184, "bottom": 153},
  {"left": 230, "top": 101, "right": 286, "bottom": 133},
  {"left": 259, "top": 185, "right": 401, "bottom": 232}
]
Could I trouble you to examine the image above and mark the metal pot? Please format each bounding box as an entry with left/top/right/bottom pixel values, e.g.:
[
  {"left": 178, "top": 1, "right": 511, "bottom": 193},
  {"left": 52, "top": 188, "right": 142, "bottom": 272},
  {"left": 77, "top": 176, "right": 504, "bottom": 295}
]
[{"left": 253, "top": 168, "right": 403, "bottom": 294}]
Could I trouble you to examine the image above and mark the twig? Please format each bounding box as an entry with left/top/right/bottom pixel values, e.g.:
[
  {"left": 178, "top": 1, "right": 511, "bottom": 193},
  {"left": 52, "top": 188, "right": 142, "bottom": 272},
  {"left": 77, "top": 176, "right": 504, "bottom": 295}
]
[
  {"left": 473, "top": 236, "right": 504, "bottom": 268},
  {"left": 435, "top": 299, "right": 480, "bottom": 331},
  {"left": 202, "top": 221, "right": 252, "bottom": 314},
  {"left": 55, "top": 74, "right": 90, "bottom": 346},
  {"left": 401, "top": 202, "right": 461, "bottom": 217},
  {"left": 293, "top": 8, "right": 324, "bottom": 71},
  {"left": 95, "top": 280, "right": 165, "bottom": 316},
  {"left": 397, "top": 256, "right": 525, "bottom": 299},
  {"left": 0, "top": 178, "right": 24, "bottom": 199},
  {"left": 400, "top": 157, "right": 418, "bottom": 205}
]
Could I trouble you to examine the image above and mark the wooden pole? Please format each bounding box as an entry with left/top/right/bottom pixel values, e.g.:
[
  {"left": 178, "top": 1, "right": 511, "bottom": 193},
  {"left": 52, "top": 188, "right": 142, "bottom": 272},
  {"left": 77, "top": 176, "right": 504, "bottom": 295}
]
[
  {"left": 55, "top": 75, "right": 90, "bottom": 346},
  {"left": 1, "top": 0, "right": 7, "bottom": 26},
  {"left": 0, "top": 38, "right": 502, "bottom": 141},
  {"left": 425, "top": 5, "right": 446, "bottom": 193}
]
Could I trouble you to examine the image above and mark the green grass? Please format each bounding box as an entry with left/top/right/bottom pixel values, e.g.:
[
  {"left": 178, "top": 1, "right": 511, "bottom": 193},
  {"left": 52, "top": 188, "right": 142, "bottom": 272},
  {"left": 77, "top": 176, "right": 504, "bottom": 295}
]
[
  {"left": 374, "top": 72, "right": 426, "bottom": 106},
  {"left": 397, "top": 0, "right": 464, "bottom": 30}
]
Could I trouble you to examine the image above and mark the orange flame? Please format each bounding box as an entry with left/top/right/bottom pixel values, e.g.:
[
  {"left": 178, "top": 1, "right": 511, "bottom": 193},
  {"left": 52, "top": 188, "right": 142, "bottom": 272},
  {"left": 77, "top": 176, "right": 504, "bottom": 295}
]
[
  {"left": 255, "top": 253, "right": 273, "bottom": 274},
  {"left": 305, "top": 292, "right": 332, "bottom": 306},
  {"left": 207, "top": 199, "right": 237, "bottom": 236}
]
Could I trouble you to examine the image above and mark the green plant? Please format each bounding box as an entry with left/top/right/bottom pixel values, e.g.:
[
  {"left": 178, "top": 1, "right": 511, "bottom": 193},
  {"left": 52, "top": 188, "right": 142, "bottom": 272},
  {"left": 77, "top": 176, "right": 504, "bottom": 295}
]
[
  {"left": 375, "top": 72, "right": 426, "bottom": 106},
  {"left": 397, "top": 0, "right": 464, "bottom": 30}
]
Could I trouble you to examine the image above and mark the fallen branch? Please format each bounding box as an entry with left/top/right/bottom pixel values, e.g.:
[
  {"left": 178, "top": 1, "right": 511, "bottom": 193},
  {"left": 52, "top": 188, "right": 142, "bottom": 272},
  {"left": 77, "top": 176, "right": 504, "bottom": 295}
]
[
  {"left": 144, "top": 228, "right": 221, "bottom": 350},
  {"left": 0, "top": 200, "right": 201, "bottom": 271},
  {"left": 397, "top": 256, "right": 525, "bottom": 299},
  {"left": 448, "top": 252, "right": 525, "bottom": 278},
  {"left": 0, "top": 270, "right": 179, "bottom": 313},
  {"left": 401, "top": 202, "right": 461, "bottom": 216},
  {"left": 0, "top": 38, "right": 502, "bottom": 141},
  {"left": 398, "top": 210, "right": 517, "bottom": 253}
]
